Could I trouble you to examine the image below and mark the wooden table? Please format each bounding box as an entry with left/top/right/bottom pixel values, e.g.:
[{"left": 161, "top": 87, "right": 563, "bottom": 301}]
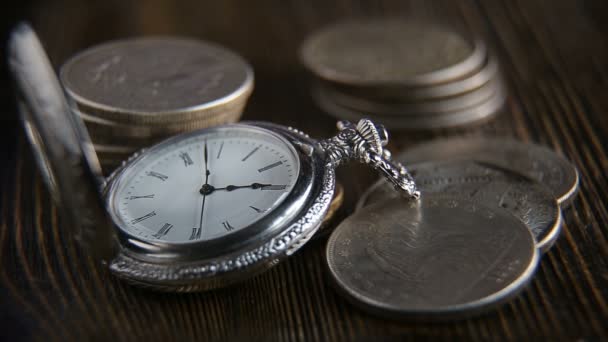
[{"left": 1, "top": 0, "right": 607, "bottom": 340}]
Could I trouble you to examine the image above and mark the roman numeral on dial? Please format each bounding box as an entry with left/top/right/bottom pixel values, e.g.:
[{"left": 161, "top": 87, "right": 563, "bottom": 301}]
[
  {"left": 189, "top": 227, "right": 202, "bottom": 240},
  {"left": 153, "top": 223, "right": 173, "bottom": 239},
  {"left": 179, "top": 152, "right": 193, "bottom": 166},
  {"left": 222, "top": 221, "right": 235, "bottom": 231},
  {"left": 131, "top": 211, "right": 156, "bottom": 224},
  {"left": 146, "top": 171, "right": 168, "bottom": 181}
]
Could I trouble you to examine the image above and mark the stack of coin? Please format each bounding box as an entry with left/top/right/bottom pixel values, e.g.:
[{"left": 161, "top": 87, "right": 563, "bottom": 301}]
[
  {"left": 60, "top": 38, "right": 254, "bottom": 170},
  {"left": 325, "top": 138, "right": 579, "bottom": 319},
  {"left": 358, "top": 138, "right": 579, "bottom": 244},
  {"left": 300, "top": 18, "right": 506, "bottom": 129}
]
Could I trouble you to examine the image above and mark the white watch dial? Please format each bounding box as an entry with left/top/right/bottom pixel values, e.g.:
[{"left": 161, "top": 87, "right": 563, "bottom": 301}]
[{"left": 111, "top": 126, "right": 300, "bottom": 243}]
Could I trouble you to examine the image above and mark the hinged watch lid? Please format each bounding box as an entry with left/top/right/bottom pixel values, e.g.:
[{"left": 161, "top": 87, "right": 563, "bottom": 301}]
[{"left": 8, "top": 23, "right": 116, "bottom": 260}]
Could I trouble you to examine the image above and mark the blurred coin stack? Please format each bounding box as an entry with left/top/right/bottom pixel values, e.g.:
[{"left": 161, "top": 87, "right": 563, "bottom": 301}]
[
  {"left": 60, "top": 37, "right": 254, "bottom": 170},
  {"left": 300, "top": 18, "right": 506, "bottom": 130}
]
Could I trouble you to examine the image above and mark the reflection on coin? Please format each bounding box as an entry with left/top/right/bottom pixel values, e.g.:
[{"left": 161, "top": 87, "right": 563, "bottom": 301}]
[
  {"left": 301, "top": 18, "right": 485, "bottom": 86},
  {"left": 357, "top": 161, "right": 562, "bottom": 252},
  {"left": 61, "top": 38, "right": 253, "bottom": 123},
  {"left": 326, "top": 195, "right": 539, "bottom": 319},
  {"left": 397, "top": 138, "right": 579, "bottom": 206}
]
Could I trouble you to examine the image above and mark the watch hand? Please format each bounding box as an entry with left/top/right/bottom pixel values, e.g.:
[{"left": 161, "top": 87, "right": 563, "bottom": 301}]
[
  {"left": 203, "top": 140, "right": 210, "bottom": 183},
  {"left": 214, "top": 183, "right": 286, "bottom": 191},
  {"left": 198, "top": 140, "right": 211, "bottom": 195},
  {"left": 259, "top": 184, "right": 288, "bottom": 190},
  {"left": 198, "top": 183, "right": 288, "bottom": 196},
  {"left": 222, "top": 183, "right": 271, "bottom": 191},
  {"left": 194, "top": 193, "right": 207, "bottom": 240},
  {"left": 193, "top": 140, "right": 210, "bottom": 240}
]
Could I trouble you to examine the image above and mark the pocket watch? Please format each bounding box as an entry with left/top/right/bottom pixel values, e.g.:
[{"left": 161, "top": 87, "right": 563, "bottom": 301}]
[{"left": 9, "top": 24, "right": 419, "bottom": 292}]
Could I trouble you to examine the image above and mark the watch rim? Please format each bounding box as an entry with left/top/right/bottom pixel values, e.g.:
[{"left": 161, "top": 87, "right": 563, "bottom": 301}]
[{"left": 104, "top": 123, "right": 334, "bottom": 290}]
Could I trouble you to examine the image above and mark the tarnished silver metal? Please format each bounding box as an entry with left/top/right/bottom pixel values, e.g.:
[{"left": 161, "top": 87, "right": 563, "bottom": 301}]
[
  {"left": 10, "top": 24, "right": 416, "bottom": 292},
  {"left": 317, "top": 119, "right": 420, "bottom": 199}
]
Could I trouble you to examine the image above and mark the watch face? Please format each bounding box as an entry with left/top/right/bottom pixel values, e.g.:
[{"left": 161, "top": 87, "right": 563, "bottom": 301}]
[{"left": 109, "top": 125, "right": 300, "bottom": 243}]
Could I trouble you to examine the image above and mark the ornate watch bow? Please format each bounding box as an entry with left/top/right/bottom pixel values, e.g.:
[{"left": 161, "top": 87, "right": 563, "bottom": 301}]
[{"left": 318, "top": 119, "right": 420, "bottom": 200}]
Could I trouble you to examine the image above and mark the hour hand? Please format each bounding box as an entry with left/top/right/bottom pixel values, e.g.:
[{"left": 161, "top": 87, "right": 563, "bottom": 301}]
[
  {"left": 215, "top": 183, "right": 287, "bottom": 191},
  {"left": 259, "top": 184, "right": 287, "bottom": 191}
]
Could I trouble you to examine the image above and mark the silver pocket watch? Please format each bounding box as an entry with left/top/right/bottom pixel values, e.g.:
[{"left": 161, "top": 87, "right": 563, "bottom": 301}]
[{"left": 9, "top": 24, "right": 419, "bottom": 291}]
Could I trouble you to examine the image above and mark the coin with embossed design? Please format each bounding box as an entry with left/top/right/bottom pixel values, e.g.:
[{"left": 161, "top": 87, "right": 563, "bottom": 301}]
[
  {"left": 61, "top": 37, "right": 254, "bottom": 124},
  {"left": 397, "top": 138, "right": 579, "bottom": 206},
  {"left": 326, "top": 194, "right": 539, "bottom": 319},
  {"left": 357, "top": 160, "right": 562, "bottom": 252}
]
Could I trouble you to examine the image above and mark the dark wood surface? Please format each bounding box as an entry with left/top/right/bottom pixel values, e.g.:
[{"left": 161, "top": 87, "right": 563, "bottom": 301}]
[{"left": 2, "top": 0, "right": 608, "bottom": 340}]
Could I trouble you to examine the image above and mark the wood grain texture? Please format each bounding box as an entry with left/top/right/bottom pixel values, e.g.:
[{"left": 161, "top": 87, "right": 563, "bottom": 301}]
[{"left": 2, "top": 0, "right": 607, "bottom": 340}]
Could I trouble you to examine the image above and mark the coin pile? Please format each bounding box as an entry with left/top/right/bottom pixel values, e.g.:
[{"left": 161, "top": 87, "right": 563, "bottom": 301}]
[
  {"left": 300, "top": 18, "right": 506, "bottom": 129},
  {"left": 326, "top": 137, "right": 579, "bottom": 318},
  {"left": 60, "top": 38, "right": 254, "bottom": 170}
]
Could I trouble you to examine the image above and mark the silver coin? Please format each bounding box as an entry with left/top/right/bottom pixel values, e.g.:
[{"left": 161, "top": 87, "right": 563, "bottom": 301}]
[
  {"left": 322, "top": 56, "right": 500, "bottom": 102},
  {"left": 313, "top": 83, "right": 506, "bottom": 129},
  {"left": 357, "top": 160, "right": 562, "bottom": 252},
  {"left": 326, "top": 194, "right": 539, "bottom": 319},
  {"left": 301, "top": 18, "right": 486, "bottom": 86},
  {"left": 61, "top": 37, "right": 253, "bottom": 123},
  {"left": 324, "top": 77, "right": 501, "bottom": 116},
  {"left": 397, "top": 138, "right": 579, "bottom": 206}
]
